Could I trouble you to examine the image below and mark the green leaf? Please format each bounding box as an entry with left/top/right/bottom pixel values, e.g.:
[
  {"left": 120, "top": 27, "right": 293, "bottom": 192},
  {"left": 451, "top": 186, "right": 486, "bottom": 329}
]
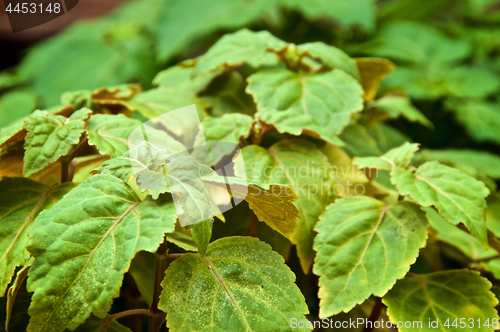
[
  {"left": 186, "top": 218, "right": 214, "bottom": 256},
  {"left": 87, "top": 113, "right": 184, "bottom": 158},
  {"left": 283, "top": 0, "right": 376, "bottom": 30},
  {"left": 72, "top": 315, "right": 132, "bottom": 332},
  {"left": 370, "top": 95, "right": 433, "bottom": 129},
  {"left": 194, "top": 113, "right": 253, "bottom": 164},
  {"left": 392, "top": 161, "right": 490, "bottom": 244},
  {"left": 86, "top": 114, "right": 141, "bottom": 158},
  {"left": 62, "top": 85, "right": 141, "bottom": 114},
  {"left": 199, "top": 114, "right": 253, "bottom": 145},
  {"left": 166, "top": 229, "right": 198, "bottom": 252},
  {"left": 130, "top": 89, "right": 208, "bottom": 147},
  {"left": 0, "top": 90, "right": 38, "bottom": 129},
  {"left": 416, "top": 149, "right": 500, "bottom": 180},
  {"left": 425, "top": 207, "right": 495, "bottom": 261},
  {"left": 313, "top": 197, "right": 428, "bottom": 317},
  {"left": 96, "top": 141, "right": 186, "bottom": 183},
  {"left": 156, "top": 0, "right": 276, "bottom": 61},
  {"left": 152, "top": 59, "right": 222, "bottom": 93},
  {"left": 6, "top": 263, "right": 30, "bottom": 332},
  {"left": 486, "top": 194, "right": 500, "bottom": 238},
  {"left": 247, "top": 69, "right": 363, "bottom": 145},
  {"left": 158, "top": 236, "right": 310, "bottom": 331},
  {"left": 353, "top": 142, "right": 420, "bottom": 170},
  {"left": 157, "top": 156, "right": 217, "bottom": 224},
  {"left": 0, "top": 179, "right": 75, "bottom": 296},
  {"left": 370, "top": 22, "right": 498, "bottom": 100},
  {"left": 443, "top": 66, "right": 500, "bottom": 98},
  {"left": 339, "top": 124, "right": 383, "bottom": 157},
  {"left": 23, "top": 109, "right": 92, "bottom": 177},
  {"left": 383, "top": 270, "right": 499, "bottom": 331},
  {"left": 450, "top": 100, "right": 500, "bottom": 145},
  {"left": 201, "top": 72, "right": 256, "bottom": 116},
  {"left": 128, "top": 251, "right": 156, "bottom": 306},
  {"left": 235, "top": 140, "right": 332, "bottom": 273},
  {"left": 194, "top": 29, "right": 286, "bottom": 75},
  {"left": 483, "top": 258, "right": 500, "bottom": 281},
  {"left": 366, "top": 122, "right": 410, "bottom": 154},
  {"left": 26, "top": 174, "right": 177, "bottom": 332},
  {"left": 18, "top": 20, "right": 157, "bottom": 106},
  {"left": 297, "top": 43, "right": 360, "bottom": 80},
  {"left": 372, "top": 22, "right": 470, "bottom": 67}
]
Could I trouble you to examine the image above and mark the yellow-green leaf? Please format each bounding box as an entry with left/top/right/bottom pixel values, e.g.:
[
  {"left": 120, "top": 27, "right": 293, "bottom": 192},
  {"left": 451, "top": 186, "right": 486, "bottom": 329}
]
[
  {"left": 392, "top": 161, "right": 490, "bottom": 244},
  {"left": 23, "top": 109, "right": 92, "bottom": 177},
  {"left": 313, "top": 196, "right": 428, "bottom": 317},
  {"left": 0, "top": 179, "right": 74, "bottom": 296},
  {"left": 247, "top": 69, "right": 363, "bottom": 145},
  {"left": 383, "top": 270, "right": 499, "bottom": 332},
  {"left": 26, "top": 175, "right": 177, "bottom": 332},
  {"left": 158, "top": 236, "right": 310, "bottom": 332}
]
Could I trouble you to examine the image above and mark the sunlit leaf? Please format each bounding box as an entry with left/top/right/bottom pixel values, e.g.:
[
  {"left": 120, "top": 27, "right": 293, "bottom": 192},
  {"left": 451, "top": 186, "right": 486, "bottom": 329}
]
[
  {"left": 0, "top": 179, "right": 74, "bottom": 296},
  {"left": 392, "top": 161, "right": 490, "bottom": 244},
  {"left": 314, "top": 197, "right": 428, "bottom": 317},
  {"left": 355, "top": 58, "right": 394, "bottom": 101},
  {"left": 353, "top": 142, "right": 419, "bottom": 170},
  {"left": 247, "top": 69, "right": 363, "bottom": 145},
  {"left": 23, "top": 109, "right": 91, "bottom": 177},
  {"left": 383, "top": 270, "right": 499, "bottom": 332},
  {"left": 158, "top": 236, "right": 310, "bottom": 331},
  {"left": 26, "top": 175, "right": 177, "bottom": 332}
]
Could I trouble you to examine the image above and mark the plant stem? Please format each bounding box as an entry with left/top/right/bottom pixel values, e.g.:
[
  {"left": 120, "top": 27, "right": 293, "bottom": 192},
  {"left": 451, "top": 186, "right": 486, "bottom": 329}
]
[
  {"left": 97, "top": 309, "right": 153, "bottom": 332},
  {"left": 362, "top": 297, "right": 384, "bottom": 332},
  {"left": 249, "top": 210, "right": 258, "bottom": 237},
  {"left": 165, "top": 253, "right": 185, "bottom": 261},
  {"left": 60, "top": 158, "right": 70, "bottom": 183},
  {"left": 60, "top": 137, "right": 88, "bottom": 183},
  {"left": 148, "top": 237, "right": 168, "bottom": 332}
]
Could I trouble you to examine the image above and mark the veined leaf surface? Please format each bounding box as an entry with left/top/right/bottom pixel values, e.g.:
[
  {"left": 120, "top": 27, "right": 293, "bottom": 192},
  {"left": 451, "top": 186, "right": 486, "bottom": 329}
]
[
  {"left": 23, "top": 109, "right": 92, "bottom": 177},
  {"left": 383, "top": 270, "right": 499, "bottom": 332},
  {"left": 247, "top": 69, "right": 363, "bottom": 145},
  {"left": 235, "top": 140, "right": 332, "bottom": 273},
  {"left": 392, "top": 161, "right": 490, "bottom": 244},
  {"left": 313, "top": 196, "right": 428, "bottom": 317},
  {"left": 26, "top": 175, "right": 177, "bottom": 332},
  {"left": 158, "top": 236, "right": 310, "bottom": 331}
]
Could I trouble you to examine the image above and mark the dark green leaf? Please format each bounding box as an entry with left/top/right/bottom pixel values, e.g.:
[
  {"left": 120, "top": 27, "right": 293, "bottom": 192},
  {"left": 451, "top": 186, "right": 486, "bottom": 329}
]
[{"left": 26, "top": 175, "right": 177, "bottom": 332}]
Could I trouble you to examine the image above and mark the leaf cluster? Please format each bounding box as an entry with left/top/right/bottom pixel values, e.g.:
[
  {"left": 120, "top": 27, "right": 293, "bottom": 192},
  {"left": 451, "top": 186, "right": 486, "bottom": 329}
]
[{"left": 2, "top": 0, "right": 500, "bottom": 331}]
